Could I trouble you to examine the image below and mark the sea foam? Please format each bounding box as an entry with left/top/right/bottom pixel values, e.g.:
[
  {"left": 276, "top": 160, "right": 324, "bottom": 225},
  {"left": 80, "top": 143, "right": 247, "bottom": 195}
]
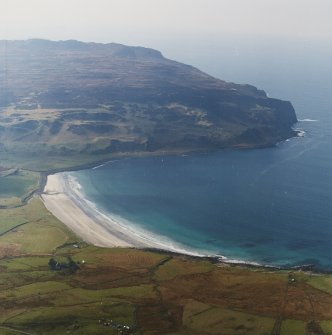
[
  {"left": 62, "top": 172, "right": 215, "bottom": 259},
  {"left": 298, "top": 118, "right": 318, "bottom": 122}
]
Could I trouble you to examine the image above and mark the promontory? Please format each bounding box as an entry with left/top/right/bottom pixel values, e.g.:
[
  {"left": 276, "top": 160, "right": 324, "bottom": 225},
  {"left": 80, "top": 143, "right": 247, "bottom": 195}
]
[{"left": 0, "top": 39, "right": 297, "bottom": 169}]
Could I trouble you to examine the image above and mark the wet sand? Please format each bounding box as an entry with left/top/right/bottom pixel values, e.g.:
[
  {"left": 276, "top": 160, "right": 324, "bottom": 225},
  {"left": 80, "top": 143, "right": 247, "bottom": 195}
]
[
  {"left": 41, "top": 173, "right": 196, "bottom": 253},
  {"left": 41, "top": 174, "right": 135, "bottom": 248}
]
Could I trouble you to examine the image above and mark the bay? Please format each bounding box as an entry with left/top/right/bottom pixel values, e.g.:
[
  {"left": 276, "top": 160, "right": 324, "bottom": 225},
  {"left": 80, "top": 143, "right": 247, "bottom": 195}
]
[{"left": 69, "top": 37, "right": 332, "bottom": 270}]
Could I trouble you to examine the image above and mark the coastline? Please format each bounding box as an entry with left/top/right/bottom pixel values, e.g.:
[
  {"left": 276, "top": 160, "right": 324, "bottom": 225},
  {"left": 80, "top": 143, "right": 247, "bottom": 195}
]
[
  {"left": 41, "top": 172, "right": 327, "bottom": 273},
  {"left": 39, "top": 127, "right": 327, "bottom": 274},
  {"left": 40, "top": 174, "right": 265, "bottom": 266},
  {"left": 41, "top": 172, "right": 209, "bottom": 256},
  {"left": 36, "top": 129, "right": 304, "bottom": 199},
  {"left": 41, "top": 173, "right": 132, "bottom": 248}
]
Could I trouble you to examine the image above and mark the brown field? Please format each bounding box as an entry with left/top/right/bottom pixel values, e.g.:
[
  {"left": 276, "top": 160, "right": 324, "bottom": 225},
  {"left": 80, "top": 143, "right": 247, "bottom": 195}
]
[{"left": 0, "top": 198, "right": 331, "bottom": 335}]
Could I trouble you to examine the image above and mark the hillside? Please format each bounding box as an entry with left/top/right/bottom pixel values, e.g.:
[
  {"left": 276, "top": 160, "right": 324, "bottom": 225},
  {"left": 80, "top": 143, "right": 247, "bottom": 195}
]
[{"left": 0, "top": 39, "right": 297, "bottom": 169}]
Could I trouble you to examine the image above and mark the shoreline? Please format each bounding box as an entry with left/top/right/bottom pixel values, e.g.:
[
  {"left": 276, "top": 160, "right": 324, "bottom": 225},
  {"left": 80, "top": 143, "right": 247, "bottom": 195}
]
[
  {"left": 39, "top": 126, "right": 329, "bottom": 274},
  {"left": 40, "top": 173, "right": 272, "bottom": 267},
  {"left": 41, "top": 172, "right": 211, "bottom": 256},
  {"left": 35, "top": 128, "right": 302, "bottom": 176},
  {"left": 36, "top": 131, "right": 304, "bottom": 209},
  {"left": 42, "top": 173, "right": 132, "bottom": 248},
  {"left": 36, "top": 128, "right": 304, "bottom": 196},
  {"left": 40, "top": 171, "right": 327, "bottom": 274}
]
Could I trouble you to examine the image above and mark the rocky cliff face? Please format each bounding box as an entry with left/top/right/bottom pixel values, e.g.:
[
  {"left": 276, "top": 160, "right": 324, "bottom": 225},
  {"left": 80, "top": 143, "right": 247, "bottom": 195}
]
[{"left": 0, "top": 39, "right": 297, "bottom": 162}]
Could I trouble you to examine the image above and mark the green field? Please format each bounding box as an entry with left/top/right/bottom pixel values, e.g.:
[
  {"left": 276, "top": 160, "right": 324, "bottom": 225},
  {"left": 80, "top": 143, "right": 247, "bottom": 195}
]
[
  {"left": 0, "top": 198, "right": 78, "bottom": 253},
  {"left": 0, "top": 198, "right": 331, "bottom": 334},
  {"left": 0, "top": 169, "right": 40, "bottom": 207},
  {"left": 308, "top": 275, "right": 332, "bottom": 295}
]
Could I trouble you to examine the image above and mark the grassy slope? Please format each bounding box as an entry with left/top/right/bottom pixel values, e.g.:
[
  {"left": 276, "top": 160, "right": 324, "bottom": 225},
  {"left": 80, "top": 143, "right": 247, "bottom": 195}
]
[
  {"left": 0, "top": 170, "right": 40, "bottom": 207},
  {"left": 0, "top": 198, "right": 331, "bottom": 335}
]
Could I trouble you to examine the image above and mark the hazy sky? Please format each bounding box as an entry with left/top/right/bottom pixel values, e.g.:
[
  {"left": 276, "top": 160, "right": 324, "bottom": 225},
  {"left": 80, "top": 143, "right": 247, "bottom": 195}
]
[{"left": 1, "top": 0, "right": 331, "bottom": 47}]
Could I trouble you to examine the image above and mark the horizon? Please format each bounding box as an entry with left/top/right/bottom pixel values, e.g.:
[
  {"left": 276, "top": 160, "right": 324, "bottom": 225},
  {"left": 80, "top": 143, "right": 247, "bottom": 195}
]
[
  {"left": 2, "top": 1, "right": 332, "bottom": 38},
  {"left": 1, "top": 1, "right": 331, "bottom": 51}
]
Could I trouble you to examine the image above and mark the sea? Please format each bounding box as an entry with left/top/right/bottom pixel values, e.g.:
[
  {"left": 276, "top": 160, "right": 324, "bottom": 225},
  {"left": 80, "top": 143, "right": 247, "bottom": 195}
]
[{"left": 68, "top": 36, "right": 332, "bottom": 271}]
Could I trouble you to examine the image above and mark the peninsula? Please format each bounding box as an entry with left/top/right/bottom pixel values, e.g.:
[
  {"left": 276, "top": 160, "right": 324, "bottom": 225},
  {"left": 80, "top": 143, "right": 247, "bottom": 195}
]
[{"left": 0, "top": 39, "right": 297, "bottom": 170}]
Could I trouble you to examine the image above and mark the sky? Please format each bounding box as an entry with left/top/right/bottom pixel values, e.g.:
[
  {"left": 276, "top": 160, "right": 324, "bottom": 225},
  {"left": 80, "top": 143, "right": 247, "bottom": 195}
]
[
  {"left": 1, "top": 0, "right": 331, "bottom": 47},
  {"left": 1, "top": 0, "right": 331, "bottom": 86}
]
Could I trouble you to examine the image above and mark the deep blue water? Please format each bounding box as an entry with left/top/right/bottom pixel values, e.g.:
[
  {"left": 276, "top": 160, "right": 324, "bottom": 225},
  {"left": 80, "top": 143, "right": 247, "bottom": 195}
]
[{"left": 70, "top": 38, "right": 332, "bottom": 270}]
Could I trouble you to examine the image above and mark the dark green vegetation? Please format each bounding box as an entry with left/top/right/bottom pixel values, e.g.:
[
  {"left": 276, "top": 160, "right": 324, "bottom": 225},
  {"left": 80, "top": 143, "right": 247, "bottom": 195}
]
[
  {"left": 0, "top": 199, "right": 331, "bottom": 335},
  {"left": 0, "top": 39, "right": 297, "bottom": 170}
]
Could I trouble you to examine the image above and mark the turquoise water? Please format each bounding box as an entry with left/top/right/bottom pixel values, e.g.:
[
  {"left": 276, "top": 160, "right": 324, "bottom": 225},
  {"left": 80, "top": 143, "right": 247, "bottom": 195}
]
[{"left": 70, "top": 38, "right": 332, "bottom": 270}]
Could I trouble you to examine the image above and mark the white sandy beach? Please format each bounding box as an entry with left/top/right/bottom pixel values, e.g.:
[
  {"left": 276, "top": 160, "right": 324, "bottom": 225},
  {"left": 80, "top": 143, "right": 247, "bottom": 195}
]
[
  {"left": 41, "top": 173, "right": 205, "bottom": 255},
  {"left": 42, "top": 173, "right": 135, "bottom": 248},
  {"left": 42, "top": 173, "right": 271, "bottom": 266}
]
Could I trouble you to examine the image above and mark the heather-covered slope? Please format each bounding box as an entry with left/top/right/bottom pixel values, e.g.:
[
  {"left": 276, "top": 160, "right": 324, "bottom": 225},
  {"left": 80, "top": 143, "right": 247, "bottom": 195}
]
[{"left": 0, "top": 39, "right": 297, "bottom": 168}]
